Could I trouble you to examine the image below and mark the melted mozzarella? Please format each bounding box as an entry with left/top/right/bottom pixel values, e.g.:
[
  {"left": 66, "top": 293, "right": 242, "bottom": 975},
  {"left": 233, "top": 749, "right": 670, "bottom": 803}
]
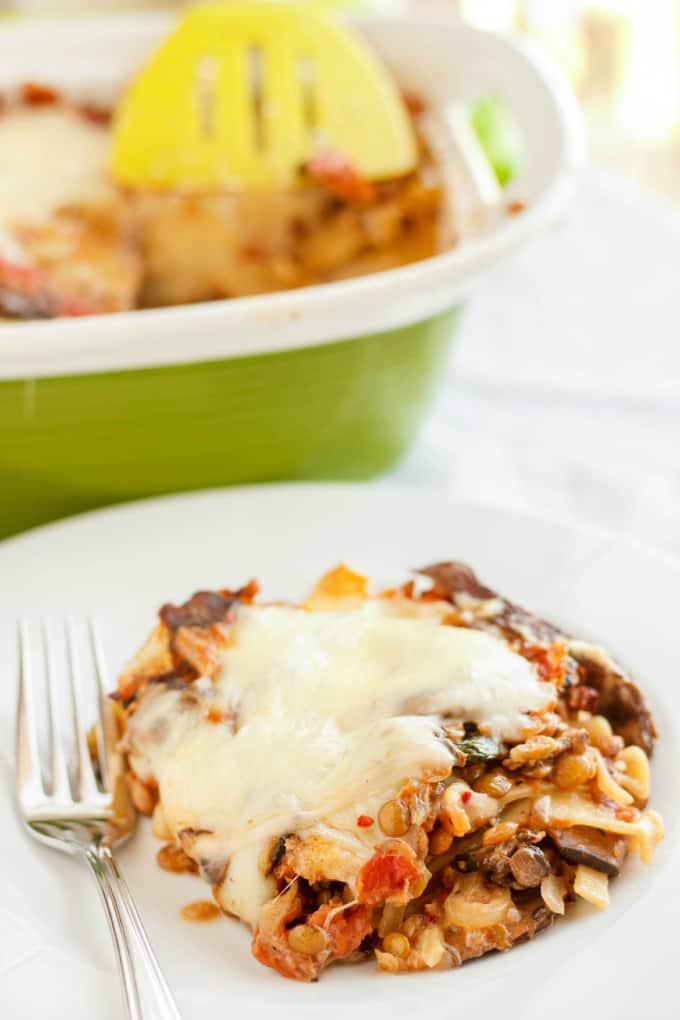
[
  {"left": 0, "top": 108, "right": 112, "bottom": 231},
  {"left": 127, "top": 603, "right": 554, "bottom": 926}
]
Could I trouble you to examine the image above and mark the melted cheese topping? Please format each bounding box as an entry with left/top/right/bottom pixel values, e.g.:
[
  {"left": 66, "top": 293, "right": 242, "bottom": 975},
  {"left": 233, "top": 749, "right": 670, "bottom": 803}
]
[
  {"left": 0, "top": 108, "right": 112, "bottom": 231},
  {"left": 127, "top": 602, "right": 554, "bottom": 925}
]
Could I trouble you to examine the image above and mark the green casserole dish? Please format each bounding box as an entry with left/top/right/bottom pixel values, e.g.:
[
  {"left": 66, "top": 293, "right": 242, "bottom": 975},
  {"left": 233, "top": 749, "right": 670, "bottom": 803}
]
[
  {"left": 0, "top": 311, "right": 457, "bottom": 534},
  {"left": 0, "top": 11, "right": 583, "bottom": 538}
]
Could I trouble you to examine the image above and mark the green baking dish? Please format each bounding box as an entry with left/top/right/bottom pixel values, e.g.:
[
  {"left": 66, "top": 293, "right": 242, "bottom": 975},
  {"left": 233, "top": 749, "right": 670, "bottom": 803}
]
[
  {"left": 0, "top": 311, "right": 458, "bottom": 537},
  {"left": 0, "top": 10, "right": 583, "bottom": 538}
]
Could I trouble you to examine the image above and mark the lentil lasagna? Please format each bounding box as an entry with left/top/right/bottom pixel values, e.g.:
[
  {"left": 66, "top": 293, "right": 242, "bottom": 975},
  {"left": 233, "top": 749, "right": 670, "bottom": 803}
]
[
  {"left": 0, "top": 85, "right": 444, "bottom": 319},
  {"left": 114, "top": 563, "right": 663, "bottom": 981}
]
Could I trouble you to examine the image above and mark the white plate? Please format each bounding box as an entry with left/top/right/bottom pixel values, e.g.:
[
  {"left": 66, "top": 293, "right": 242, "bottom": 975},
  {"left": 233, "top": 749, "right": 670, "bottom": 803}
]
[{"left": 0, "top": 483, "right": 676, "bottom": 1020}]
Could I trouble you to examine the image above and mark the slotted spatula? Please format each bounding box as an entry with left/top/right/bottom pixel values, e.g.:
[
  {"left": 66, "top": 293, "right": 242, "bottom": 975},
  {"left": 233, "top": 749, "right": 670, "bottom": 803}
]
[{"left": 111, "top": 1, "right": 418, "bottom": 190}]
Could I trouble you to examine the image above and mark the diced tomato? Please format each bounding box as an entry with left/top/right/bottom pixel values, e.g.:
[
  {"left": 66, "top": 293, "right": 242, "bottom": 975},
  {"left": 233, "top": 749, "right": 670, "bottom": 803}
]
[
  {"left": 379, "top": 580, "right": 415, "bottom": 600},
  {"left": 307, "top": 902, "right": 371, "bottom": 958},
  {"left": 0, "top": 257, "right": 59, "bottom": 318},
  {"left": 21, "top": 81, "right": 59, "bottom": 105},
  {"left": 567, "top": 684, "right": 600, "bottom": 712},
  {"left": 303, "top": 151, "right": 376, "bottom": 205},
  {"left": 461, "top": 790, "right": 472, "bottom": 804},
  {"left": 356, "top": 841, "right": 420, "bottom": 907},
  {"left": 520, "top": 640, "right": 572, "bottom": 689},
  {"left": 0, "top": 258, "right": 45, "bottom": 293},
  {"left": 206, "top": 706, "right": 229, "bottom": 725},
  {"left": 615, "top": 805, "right": 637, "bottom": 822},
  {"left": 356, "top": 814, "right": 374, "bottom": 828},
  {"left": 0, "top": 258, "right": 97, "bottom": 318},
  {"left": 75, "top": 102, "right": 112, "bottom": 125}
]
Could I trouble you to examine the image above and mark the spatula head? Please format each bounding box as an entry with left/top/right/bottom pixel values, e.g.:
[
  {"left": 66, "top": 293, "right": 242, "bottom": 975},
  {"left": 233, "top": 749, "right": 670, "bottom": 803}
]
[{"left": 111, "top": 2, "right": 418, "bottom": 190}]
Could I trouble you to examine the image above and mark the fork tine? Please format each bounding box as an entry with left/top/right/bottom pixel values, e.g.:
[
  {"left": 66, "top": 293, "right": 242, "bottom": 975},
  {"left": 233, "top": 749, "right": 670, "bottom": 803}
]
[
  {"left": 66, "top": 618, "right": 102, "bottom": 802},
  {"left": 16, "top": 621, "right": 46, "bottom": 799},
  {"left": 43, "top": 621, "right": 73, "bottom": 802},
  {"left": 89, "top": 619, "right": 112, "bottom": 793}
]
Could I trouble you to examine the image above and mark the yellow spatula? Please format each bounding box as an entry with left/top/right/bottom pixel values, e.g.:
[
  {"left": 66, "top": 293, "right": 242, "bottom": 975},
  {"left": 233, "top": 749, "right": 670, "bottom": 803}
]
[{"left": 111, "top": 2, "right": 418, "bottom": 190}]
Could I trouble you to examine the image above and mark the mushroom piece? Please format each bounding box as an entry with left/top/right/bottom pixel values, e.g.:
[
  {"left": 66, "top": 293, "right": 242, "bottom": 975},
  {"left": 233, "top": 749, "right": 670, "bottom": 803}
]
[
  {"left": 509, "top": 846, "right": 550, "bottom": 888},
  {"left": 454, "top": 830, "right": 546, "bottom": 886},
  {"left": 549, "top": 826, "right": 628, "bottom": 877}
]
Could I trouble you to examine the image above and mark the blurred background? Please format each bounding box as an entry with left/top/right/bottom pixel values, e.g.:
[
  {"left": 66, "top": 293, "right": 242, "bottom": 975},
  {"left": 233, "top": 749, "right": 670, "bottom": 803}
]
[
  {"left": 4, "top": 0, "right": 680, "bottom": 202},
  {"left": 457, "top": 0, "right": 680, "bottom": 203}
]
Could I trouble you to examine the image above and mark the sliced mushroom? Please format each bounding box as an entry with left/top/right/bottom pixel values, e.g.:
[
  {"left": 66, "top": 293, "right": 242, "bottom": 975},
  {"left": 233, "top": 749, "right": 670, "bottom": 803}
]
[
  {"left": 509, "top": 846, "right": 550, "bottom": 888},
  {"left": 454, "top": 830, "right": 545, "bottom": 885},
  {"left": 418, "top": 562, "right": 562, "bottom": 644},
  {"left": 160, "top": 590, "right": 240, "bottom": 631},
  {"left": 549, "top": 825, "right": 628, "bottom": 877}
]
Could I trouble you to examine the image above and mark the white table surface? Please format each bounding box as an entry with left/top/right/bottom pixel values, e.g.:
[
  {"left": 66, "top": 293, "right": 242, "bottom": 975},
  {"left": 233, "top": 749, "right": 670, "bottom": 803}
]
[{"left": 394, "top": 167, "right": 680, "bottom": 559}]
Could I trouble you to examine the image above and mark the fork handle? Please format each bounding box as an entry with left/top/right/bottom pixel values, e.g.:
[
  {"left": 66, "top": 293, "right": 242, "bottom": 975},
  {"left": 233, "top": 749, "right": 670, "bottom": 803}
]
[{"left": 86, "top": 846, "right": 182, "bottom": 1020}]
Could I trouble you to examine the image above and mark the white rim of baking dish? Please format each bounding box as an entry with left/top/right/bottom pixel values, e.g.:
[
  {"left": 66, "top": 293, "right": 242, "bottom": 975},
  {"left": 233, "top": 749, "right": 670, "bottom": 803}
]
[{"left": 0, "top": 11, "right": 584, "bottom": 380}]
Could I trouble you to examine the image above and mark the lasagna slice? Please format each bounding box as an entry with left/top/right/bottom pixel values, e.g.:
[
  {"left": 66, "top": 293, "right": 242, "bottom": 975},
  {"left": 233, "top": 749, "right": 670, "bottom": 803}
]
[
  {"left": 0, "top": 87, "right": 444, "bottom": 318},
  {"left": 114, "top": 564, "right": 663, "bottom": 981}
]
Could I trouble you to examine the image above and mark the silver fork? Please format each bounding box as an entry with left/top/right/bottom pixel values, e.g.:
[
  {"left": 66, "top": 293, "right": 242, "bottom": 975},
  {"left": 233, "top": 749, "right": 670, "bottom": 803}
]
[{"left": 15, "top": 619, "right": 182, "bottom": 1020}]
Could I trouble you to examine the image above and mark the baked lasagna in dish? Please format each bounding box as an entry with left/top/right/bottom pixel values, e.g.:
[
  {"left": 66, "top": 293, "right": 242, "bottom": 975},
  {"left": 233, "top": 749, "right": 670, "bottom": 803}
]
[
  {"left": 114, "top": 563, "right": 663, "bottom": 981},
  {"left": 0, "top": 85, "right": 444, "bottom": 319}
]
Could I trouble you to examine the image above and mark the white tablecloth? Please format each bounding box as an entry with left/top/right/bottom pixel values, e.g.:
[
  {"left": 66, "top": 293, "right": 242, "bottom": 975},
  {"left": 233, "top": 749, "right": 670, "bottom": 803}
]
[{"left": 394, "top": 167, "right": 680, "bottom": 559}]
